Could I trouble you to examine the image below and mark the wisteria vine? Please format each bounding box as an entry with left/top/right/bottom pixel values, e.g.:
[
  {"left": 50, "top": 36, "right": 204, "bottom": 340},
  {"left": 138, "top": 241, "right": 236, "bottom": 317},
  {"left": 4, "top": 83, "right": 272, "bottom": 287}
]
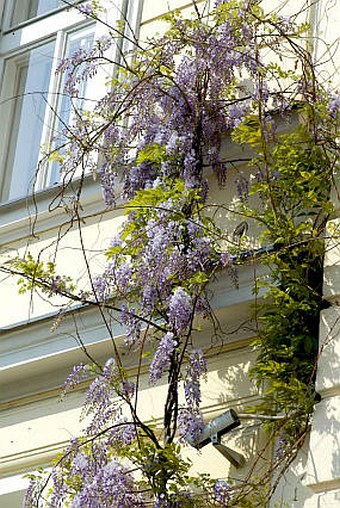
[{"left": 12, "top": 0, "right": 340, "bottom": 506}]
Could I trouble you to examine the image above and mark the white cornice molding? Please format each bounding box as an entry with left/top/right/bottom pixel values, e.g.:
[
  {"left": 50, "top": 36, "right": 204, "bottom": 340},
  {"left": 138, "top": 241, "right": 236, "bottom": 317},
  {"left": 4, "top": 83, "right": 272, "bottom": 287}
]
[
  {"left": 0, "top": 264, "right": 267, "bottom": 402},
  {"left": 0, "top": 177, "right": 124, "bottom": 246}
]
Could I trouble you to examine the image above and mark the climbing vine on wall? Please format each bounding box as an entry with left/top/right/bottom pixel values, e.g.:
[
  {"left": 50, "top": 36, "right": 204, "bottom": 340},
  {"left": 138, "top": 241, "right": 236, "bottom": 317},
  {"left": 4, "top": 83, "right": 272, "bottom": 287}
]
[
  {"left": 4, "top": 0, "right": 339, "bottom": 506},
  {"left": 234, "top": 109, "right": 336, "bottom": 465}
]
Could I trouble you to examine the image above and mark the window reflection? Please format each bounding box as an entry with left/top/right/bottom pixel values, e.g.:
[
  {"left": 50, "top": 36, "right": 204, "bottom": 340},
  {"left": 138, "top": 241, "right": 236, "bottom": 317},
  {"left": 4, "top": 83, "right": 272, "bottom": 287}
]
[
  {"left": 10, "top": 0, "right": 69, "bottom": 26},
  {"left": 2, "top": 42, "right": 55, "bottom": 201},
  {"left": 48, "top": 27, "right": 95, "bottom": 186}
]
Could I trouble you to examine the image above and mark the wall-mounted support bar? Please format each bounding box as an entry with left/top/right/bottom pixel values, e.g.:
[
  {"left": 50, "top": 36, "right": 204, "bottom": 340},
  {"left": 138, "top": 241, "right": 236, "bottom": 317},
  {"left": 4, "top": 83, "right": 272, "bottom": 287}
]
[{"left": 211, "top": 434, "right": 245, "bottom": 469}]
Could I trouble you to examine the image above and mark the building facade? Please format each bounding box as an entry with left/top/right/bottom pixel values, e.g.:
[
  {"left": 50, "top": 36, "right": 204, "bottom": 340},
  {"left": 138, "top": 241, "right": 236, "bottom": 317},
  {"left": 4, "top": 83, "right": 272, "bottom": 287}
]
[{"left": 0, "top": 1, "right": 339, "bottom": 507}]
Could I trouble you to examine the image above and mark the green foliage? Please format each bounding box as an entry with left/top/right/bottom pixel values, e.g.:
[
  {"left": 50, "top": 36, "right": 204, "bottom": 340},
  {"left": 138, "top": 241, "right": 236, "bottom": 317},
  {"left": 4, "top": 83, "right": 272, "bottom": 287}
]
[
  {"left": 136, "top": 143, "right": 167, "bottom": 166},
  {"left": 232, "top": 115, "right": 262, "bottom": 147},
  {"left": 125, "top": 439, "right": 192, "bottom": 494},
  {"left": 12, "top": 253, "right": 75, "bottom": 295},
  {"left": 234, "top": 105, "right": 335, "bottom": 444}
]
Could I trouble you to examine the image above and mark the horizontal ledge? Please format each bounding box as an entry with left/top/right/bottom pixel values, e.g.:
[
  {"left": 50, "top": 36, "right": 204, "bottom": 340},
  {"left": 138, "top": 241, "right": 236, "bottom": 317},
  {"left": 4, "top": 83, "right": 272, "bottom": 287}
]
[
  {"left": 315, "top": 386, "right": 340, "bottom": 399},
  {"left": 304, "top": 478, "right": 340, "bottom": 494},
  {"left": 0, "top": 394, "right": 262, "bottom": 478}
]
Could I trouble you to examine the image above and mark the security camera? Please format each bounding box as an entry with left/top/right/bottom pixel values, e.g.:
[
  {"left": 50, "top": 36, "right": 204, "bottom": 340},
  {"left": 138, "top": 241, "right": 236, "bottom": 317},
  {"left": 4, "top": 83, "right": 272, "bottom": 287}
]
[
  {"left": 187, "top": 409, "right": 241, "bottom": 449},
  {"left": 186, "top": 409, "right": 245, "bottom": 468}
]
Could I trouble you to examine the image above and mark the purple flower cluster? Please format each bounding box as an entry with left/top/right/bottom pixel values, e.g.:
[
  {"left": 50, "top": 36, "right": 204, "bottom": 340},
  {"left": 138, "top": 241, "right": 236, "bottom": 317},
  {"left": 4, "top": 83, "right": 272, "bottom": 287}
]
[
  {"left": 68, "top": 457, "right": 145, "bottom": 507},
  {"left": 92, "top": 194, "right": 214, "bottom": 354},
  {"left": 328, "top": 94, "right": 340, "bottom": 119},
  {"left": 154, "top": 493, "right": 169, "bottom": 508},
  {"left": 75, "top": 358, "right": 135, "bottom": 436},
  {"left": 274, "top": 433, "right": 288, "bottom": 460},
  {"left": 121, "top": 304, "right": 142, "bottom": 346},
  {"left": 149, "top": 333, "right": 177, "bottom": 385},
  {"left": 92, "top": 274, "right": 108, "bottom": 301},
  {"left": 107, "top": 422, "right": 137, "bottom": 447},
  {"left": 96, "top": 1, "right": 264, "bottom": 198},
  {"left": 62, "top": 363, "right": 89, "bottom": 394},
  {"left": 168, "top": 287, "right": 192, "bottom": 333},
  {"left": 189, "top": 349, "right": 207, "bottom": 377},
  {"left": 177, "top": 409, "right": 204, "bottom": 445},
  {"left": 81, "top": 377, "right": 121, "bottom": 434},
  {"left": 77, "top": 3, "right": 95, "bottom": 16},
  {"left": 184, "top": 349, "right": 207, "bottom": 411},
  {"left": 235, "top": 171, "right": 250, "bottom": 202},
  {"left": 214, "top": 479, "right": 231, "bottom": 506},
  {"left": 57, "top": 31, "right": 113, "bottom": 98},
  {"left": 23, "top": 478, "right": 44, "bottom": 508},
  {"left": 142, "top": 284, "right": 158, "bottom": 312},
  {"left": 71, "top": 452, "right": 89, "bottom": 476}
]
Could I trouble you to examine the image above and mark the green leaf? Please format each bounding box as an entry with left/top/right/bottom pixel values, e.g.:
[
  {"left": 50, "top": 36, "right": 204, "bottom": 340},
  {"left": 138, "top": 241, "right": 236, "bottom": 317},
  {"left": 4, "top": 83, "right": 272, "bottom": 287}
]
[{"left": 136, "top": 143, "right": 167, "bottom": 165}]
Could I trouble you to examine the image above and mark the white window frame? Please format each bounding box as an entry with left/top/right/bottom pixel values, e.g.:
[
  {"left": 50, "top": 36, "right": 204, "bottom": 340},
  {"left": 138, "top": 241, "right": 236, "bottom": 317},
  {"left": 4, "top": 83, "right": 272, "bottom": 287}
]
[
  {"left": 0, "top": 0, "right": 134, "bottom": 204},
  {"left": 1, "top": 1, "right": 80, "bottom": 31}
]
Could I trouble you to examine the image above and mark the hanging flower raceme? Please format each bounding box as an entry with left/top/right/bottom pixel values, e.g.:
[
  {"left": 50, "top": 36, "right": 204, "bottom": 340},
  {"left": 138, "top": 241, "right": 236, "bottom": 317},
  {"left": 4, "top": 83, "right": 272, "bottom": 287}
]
[
  {"left": 184, "top": 349, "right": 207, "bottom": 411},
  {"left": 149, "top": 332, "right": 178, "bottom": 385},
  {"left": 168, "top": 287, "right": 193, "bottom": 334}
]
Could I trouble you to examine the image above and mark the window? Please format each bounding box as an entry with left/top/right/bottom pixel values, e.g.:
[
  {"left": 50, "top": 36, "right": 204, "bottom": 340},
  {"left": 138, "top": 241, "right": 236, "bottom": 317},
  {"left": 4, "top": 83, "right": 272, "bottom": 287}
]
[
  {"left": 10, "top": 1, "right": 67, "bottom": 26},
  {"left": 2, "top": 1, "right": 79, "bottom": 30},
  {"left": 0, "top": 1, "right": 125, "bottom": 203},
  {"left": 47, "top": 26, "right": 95, "bottom": 187},
  {"left": 1, "top": 41, "right": 56, "bottom": 201}
]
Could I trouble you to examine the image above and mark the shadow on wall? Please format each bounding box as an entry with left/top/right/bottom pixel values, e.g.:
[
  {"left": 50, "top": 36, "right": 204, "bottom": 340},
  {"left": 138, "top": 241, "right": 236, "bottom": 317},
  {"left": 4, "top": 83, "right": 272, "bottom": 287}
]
[
  {"left": 307, "top": 397, "right": 340, "bottom": 486},
  {"left": 216, "top": 354, "right": 259, "bottom": 405},
  {"left": 304, "top": 305, "right": 340, "bottom": 487},
  {"left": 318, "top": 306, "right": 340, "bottom": 392},
  {"left": 270, "top": 436, "right": 314, "bottom": 507},
  {"left": 323, "top": 264, "right": 340, "bottom": 303}
]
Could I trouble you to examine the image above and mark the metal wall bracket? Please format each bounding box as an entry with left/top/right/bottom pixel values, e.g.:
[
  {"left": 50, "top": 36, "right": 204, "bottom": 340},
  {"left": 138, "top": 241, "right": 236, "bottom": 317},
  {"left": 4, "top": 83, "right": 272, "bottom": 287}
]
[{"left": 211, "top": 434, "right": 245, "bottom": 469}]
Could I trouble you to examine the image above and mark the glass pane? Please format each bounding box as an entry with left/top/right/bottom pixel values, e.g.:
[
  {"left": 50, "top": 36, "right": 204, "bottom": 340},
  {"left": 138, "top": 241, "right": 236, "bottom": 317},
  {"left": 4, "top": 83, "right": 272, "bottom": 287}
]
[
  {"left": 48, "top": 26, "right": 95, "bottom": 186},
  {"left": 3, "top": 41, "right": 56, "bottom": 201},
  {"left": 10, "top": 0, "right": 72, "bottom": 26}
]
